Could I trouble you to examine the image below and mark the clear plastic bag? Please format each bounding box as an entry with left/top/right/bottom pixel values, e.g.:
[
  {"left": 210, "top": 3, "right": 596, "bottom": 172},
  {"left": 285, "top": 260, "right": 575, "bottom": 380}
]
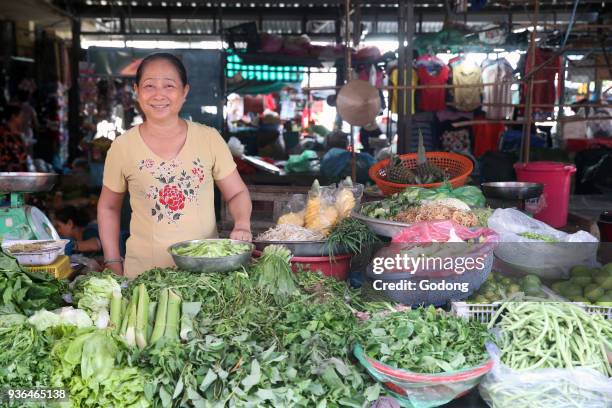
[
  {"left": 227, "top": 136, "right": 245, "bottom": 157},
  {"left": 354, "top": 344, "right": 493, "bottom": 408},
  {"left": 276, "top": 194, "right": 307, "bottom": 227},
  {"left": 304, "top": 180, "right": 339, "bottom": 235},
  {"left": 335, "top": 177, "right": 364, "bottom": 219},
  {"left": 487, "top": 208, "right": 599, "bottom": 279},
  {"left": 479, "top": 343, "right": 612, "bottom": 408}
]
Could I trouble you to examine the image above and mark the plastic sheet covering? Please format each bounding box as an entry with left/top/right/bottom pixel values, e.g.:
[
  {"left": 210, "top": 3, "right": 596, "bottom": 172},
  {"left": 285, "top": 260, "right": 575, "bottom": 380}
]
[
  {"left": 488, "top": 208, "right": 599, "bottom": 279},
  {"left": 479, "top": 343, "right": 612, "bottom": 408}
]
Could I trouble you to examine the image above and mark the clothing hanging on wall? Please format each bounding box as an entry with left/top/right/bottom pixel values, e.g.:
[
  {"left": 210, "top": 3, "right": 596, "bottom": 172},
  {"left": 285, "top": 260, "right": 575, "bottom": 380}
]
[
  {"left": 439, "top": 120, "right": 473, "bottom": 156},
  {"left": 415, "top": 55, "right": 449, "bottom": 112},
  {"left": 389, "top": 67, "right": 417, "bottom": 114},
  {"left": 481, "top": 58, "right": 514, "bottom": 119},
  {"left": 450, "top": 59, "right": 482, "bottom": 112},
  {"left": 523, "top": 48, "right": 560, "bottom": 114},
  {"left": 472, "top": 117, "right": 505, "bottom": 157}
]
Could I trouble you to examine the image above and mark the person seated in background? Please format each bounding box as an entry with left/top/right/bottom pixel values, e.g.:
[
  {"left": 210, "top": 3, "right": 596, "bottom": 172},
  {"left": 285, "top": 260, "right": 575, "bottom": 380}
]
[{"left": 53, "top": 206, "right": 103, "bottom": 256}]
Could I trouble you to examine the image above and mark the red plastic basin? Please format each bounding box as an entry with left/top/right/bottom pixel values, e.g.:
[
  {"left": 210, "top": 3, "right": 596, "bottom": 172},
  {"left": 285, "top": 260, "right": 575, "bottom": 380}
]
[
  {"left": 290, "top": 254, "right": 351, "bottom": 281},
  {"left": 252, "top": 251, "right": 351, "bottom": 281}
]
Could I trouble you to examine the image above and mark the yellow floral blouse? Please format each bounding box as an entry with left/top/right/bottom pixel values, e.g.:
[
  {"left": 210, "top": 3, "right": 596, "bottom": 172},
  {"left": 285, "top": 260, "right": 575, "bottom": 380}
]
[{"left": 103, "top": 121, "right": 236, "bottom": 278}]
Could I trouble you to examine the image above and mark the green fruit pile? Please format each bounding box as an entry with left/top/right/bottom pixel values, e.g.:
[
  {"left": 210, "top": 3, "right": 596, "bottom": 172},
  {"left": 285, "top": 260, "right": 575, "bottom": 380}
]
[
  {"left": 551, "top": 263, "right": 612, "bottom": 306},
  {"left": 469, "top": 272, "right": 545, "bottom": 303}
]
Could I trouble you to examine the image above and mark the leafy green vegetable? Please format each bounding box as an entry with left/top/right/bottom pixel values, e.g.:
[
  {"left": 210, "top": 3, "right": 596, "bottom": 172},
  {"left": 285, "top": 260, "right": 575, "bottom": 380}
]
[
  {"left": 28, "top": 308, "right": 93, "bottom": 331},
  {"left": 129, "top": 267, "right": 249, "bottom": 302},
  {"left": 252, "top": 245, "right": 297, "bottom": 301},
  {"left": 326, "top": 218, "right": 380, "bottom": 258},
  {"left": 172, "top": 239, "right": 250, "bottom": 257},
  {"left": 73, "top": 274, "right": 122, "bottom": 324},
  {"left": 0, "top": 323, "right": 56, "bottom": 392},
  {"left": 129, "top": 268, "right": 377, "bottom": 408},
  {"left": 51, "top": 327, "right": 150, "bottom": 407},
  {"left": 0, "top": 249, "right": 67, "bottom": 316},
  {"left": 356, "top": 306, "right": 491, "bottom": 374},
  {"left": 360, "top": 183, "right": 486, "bottom": 219}
]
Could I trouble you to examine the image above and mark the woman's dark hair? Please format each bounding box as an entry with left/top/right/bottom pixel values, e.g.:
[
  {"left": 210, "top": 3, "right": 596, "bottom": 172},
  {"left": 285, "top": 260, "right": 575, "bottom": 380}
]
[
  {"left": 136, "top": 53, "right": 188, "bottom": 86},
  {"left": 55, "top": 206, "right": 90, "bottom": 228}
]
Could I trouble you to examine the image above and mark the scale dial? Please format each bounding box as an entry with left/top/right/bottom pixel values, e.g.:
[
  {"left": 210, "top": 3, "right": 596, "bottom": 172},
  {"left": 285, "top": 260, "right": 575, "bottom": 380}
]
[{"left": 25, "top": 206, "right": 60, "bottom": 240}]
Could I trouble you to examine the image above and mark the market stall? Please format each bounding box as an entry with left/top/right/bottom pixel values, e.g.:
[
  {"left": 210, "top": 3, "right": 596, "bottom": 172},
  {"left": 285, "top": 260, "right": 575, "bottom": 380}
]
[
  {"left": 1, "top": 0, "right": 612, "bottom": 407},
  {"left": 1, "top": 165, "right": 611, "bottom": 407}
]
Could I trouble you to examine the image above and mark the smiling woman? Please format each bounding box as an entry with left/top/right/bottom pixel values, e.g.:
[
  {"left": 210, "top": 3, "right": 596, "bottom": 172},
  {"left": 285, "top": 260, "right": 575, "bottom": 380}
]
[{"left": 97, "top": 52, "right": 253, "bottom": 278}]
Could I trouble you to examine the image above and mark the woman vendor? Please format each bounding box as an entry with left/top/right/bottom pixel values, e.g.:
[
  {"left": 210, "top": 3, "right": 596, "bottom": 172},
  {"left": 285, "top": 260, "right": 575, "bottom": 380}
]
[{"left": 98, "top": 53, "right": 252, "bottom": 278}]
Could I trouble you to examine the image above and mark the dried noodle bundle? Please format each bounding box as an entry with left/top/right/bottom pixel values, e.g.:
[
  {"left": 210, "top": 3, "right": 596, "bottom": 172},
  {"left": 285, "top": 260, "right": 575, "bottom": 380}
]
[{"left": 392, "top": 204, "right": 478, "bottom": 227}]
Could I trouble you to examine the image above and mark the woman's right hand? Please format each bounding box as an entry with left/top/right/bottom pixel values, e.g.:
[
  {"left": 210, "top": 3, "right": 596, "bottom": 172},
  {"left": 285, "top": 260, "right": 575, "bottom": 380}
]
[{"left": 105, "top": 262, "right": 124, "bottom": 276}]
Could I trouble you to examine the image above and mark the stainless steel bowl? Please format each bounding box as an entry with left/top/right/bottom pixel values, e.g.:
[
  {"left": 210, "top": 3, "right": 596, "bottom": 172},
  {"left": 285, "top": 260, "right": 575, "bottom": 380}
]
[
  {"left": 351, "top": 207, "right": 411, "bottom": 238},
  {"left": 168, "top": 239, "right": 254, "bottom": 273},
  {"left": 481, "top": 182, "right": 543, "bottom": 201},
  {"left": 0, "top": 172, "right": 59, "bottom": 193}
]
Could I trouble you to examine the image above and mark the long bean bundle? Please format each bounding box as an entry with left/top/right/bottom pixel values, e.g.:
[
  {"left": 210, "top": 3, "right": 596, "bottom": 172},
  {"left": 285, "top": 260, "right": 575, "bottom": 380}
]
[{"left": 489, "top": 301, "right": 612, "bottom": 376}]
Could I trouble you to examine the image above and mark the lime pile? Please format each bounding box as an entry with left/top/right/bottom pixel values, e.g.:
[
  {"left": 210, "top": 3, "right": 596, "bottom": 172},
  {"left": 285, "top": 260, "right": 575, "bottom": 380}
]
[
  {"left": 551, "top": 263, "right": 612, "bottom": 306},
  {"left": 469, "top": 272, "right": 546, "bottom": 303}
]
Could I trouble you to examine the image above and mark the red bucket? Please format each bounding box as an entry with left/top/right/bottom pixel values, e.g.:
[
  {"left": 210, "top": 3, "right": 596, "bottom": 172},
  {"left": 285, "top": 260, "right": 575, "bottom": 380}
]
[
  {"left": 252, "top": 251, "right": 351, "bottom": 281},
  {"left": 514, "top": 161, "right": 576, "bottom": 228}
]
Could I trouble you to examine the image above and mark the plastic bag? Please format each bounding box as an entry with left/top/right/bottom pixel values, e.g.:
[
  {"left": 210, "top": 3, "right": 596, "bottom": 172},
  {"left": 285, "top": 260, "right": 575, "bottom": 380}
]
[
  {"left": 276, "top": 194, "right": 307, "bottom": 227},
  {"left": 286, "top": 150, "right": 319, "bottom": 173},
  {"left": 71, "top": 254, "right": 102, "bottom": 272},
  {"left": 227, "top": 136, "right": 245, "bottom": 157},
  {"left": 392, "top": 220, "right": 499, "bottom": 244},
  {"left": 335, "top": 177, "right": 364, "bottom": 219},
  {"left": 304, "top": 180, "right": 338, "bottom": 235},
  {"left": 354, "top": 344, "right": 493, "bottom": 408},
  {"left": 479, "top": 343, "right": 612, "bottom": 408},
  {"left": 376, "top": 221, "right": 499, "bottom": 277},
  {"left": 320, "top": 148, "right": 376, "bottom": 184},
  {"left": 487, "top": 208, "right": 599, "bottom": 279}
]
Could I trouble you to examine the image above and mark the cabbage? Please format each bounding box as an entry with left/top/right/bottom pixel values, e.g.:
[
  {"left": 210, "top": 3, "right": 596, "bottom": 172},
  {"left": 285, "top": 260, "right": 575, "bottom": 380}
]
[
  {"left": 74, "top": 276, "right": 122, "bottom": 323},
  {"left": 28, "top": 307, "right": 93, "bottom": 331},
  {"left": 51, "top": 328, "right": 150, "bottom": 407},
  {"left": 28, "top": 310, "right": 63, "bottom": 331},
  {"left": 58, "top": 307, "right": 94, "bottom": 328}
]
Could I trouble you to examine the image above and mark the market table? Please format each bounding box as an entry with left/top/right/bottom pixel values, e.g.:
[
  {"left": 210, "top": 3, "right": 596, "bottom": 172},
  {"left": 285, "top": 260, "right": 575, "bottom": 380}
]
[{"left": 242, "top": 171, "right": 334, "bottom": 186}]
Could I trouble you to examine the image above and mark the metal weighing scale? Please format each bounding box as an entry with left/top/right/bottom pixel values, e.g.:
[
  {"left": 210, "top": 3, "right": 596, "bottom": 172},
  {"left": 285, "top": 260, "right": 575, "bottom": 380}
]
[{"left": 0, "top": 172, "right": 60, "bottom": 240}]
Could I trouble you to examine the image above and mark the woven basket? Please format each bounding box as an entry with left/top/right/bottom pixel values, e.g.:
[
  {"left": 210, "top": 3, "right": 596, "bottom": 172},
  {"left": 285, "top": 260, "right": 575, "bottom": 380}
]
[{"left": 369, "top": 152, "right": 474, "bottom": 196}]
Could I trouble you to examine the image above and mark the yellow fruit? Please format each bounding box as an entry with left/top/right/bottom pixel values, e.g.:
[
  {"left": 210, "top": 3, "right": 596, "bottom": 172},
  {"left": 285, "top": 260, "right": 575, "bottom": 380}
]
[
  {"left": 277, "top": 212, "right": 304, "bottom": 227},
  {"left": 335, "top": 188, "right": 356, "bottom": 219},
  {"left": 309, "top": 206, "right": 338, "bottom": 236},
  {"left": 304, "top": 180, "right": 321, "bottom": 230}
]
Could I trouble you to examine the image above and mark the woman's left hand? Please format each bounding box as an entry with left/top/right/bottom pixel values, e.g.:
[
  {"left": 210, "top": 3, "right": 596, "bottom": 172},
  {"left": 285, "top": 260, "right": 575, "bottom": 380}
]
[{"left": 230, "top": 228, "right": 252, "bottom": 242}]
